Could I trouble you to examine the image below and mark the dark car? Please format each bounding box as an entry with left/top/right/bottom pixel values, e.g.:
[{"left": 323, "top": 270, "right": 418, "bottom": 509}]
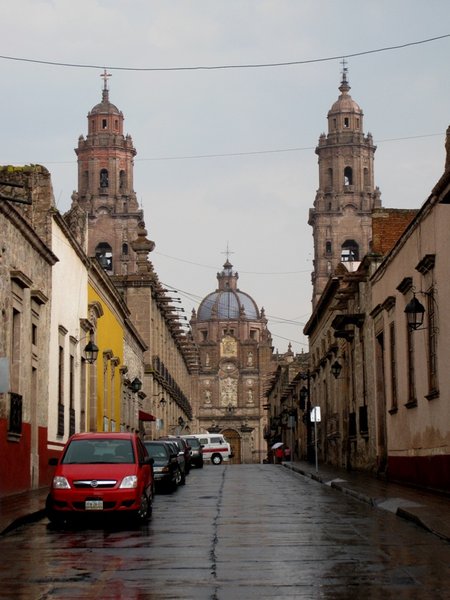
[
  {"left": 165, "top": 436, "right": 192, "bottom": 474},
  {"left": 46, "top": 432, "right": 154, "bottom": 525},
  {"left": 181, "top": 435, "right": 204, "bottom": 468},
  {"left": 144, "top": 440, "right": 180, "bottom": 492},
  {"left": 159, "top": 437, "right": 187, "bottom": 484}
]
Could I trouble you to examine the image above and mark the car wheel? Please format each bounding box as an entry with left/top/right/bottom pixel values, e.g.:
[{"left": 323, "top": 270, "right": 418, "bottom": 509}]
[
  {"left": 211, "top": 453, "right": 223, "bottom": 465},
  {"left": 198, "top": 460, "right": 204, "bottom": 469},
  {"left": 136, "top": 493, "right": 151, "bottom": 522}
]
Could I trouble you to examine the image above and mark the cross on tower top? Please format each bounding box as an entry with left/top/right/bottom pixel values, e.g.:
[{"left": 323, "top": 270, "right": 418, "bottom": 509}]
[
  {"left": 221, "top": 242, "right": 235, "bottom": 263},
  {"left": 340, "top": 58, "right": 348, "bottom": 83},
  {"left": 101, "top": 69, "right": 112, "bottom": 91}
]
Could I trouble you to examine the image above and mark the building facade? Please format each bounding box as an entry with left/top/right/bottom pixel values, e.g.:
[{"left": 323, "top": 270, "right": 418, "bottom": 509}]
[{"left": 190, "top": 261, "right": 275, "bottom": 463}]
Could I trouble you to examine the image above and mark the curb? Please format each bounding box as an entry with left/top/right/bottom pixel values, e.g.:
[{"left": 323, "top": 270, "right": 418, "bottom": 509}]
[
  {"left": 282, "top": 462, "right": 450, "bottom": 543},
  {"left": 0, "top": 509, "right": 47, "bottom": 537}
]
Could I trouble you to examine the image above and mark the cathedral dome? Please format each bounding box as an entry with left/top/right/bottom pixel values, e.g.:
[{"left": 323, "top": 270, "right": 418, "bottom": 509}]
[{"left": 197, "top": 261, "right": 259, "bottom": 321}]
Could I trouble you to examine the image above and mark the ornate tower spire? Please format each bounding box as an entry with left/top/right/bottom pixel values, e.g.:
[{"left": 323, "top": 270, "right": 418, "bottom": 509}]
[
  {"left": 308, "top": 65, "right": 382, "bottom": 307},
  {"left": 70, "top": 73, "right": 145, "bottom": 276}
]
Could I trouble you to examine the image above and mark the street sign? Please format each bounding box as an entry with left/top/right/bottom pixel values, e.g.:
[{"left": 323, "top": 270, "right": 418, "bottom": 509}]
[{"left": 310, "top": 406, "right": 321, "bottom": 423}]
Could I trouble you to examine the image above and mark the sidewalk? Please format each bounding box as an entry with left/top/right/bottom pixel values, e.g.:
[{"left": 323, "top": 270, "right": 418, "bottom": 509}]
[
  {"left": 284, "top": 460, "right": 450, "bottom": 542},
  {"left": 0, "top": 487, "right": 48, "bottom": 535}
]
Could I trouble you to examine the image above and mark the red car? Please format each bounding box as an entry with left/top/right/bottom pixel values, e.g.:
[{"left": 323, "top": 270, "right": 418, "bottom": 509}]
[{"left": 46, "top": 432, "right": 154, "bottom": 525}]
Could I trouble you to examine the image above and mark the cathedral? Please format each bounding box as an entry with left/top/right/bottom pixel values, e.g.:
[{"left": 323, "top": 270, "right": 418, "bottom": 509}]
[{"left": 190, "top": 260, "right": 275, "bottom": 463}]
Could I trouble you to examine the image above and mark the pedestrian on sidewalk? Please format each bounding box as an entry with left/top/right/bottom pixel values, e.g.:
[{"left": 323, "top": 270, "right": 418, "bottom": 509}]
[{"left": 275, "top": 446, "right": 284, "bottom": 464}]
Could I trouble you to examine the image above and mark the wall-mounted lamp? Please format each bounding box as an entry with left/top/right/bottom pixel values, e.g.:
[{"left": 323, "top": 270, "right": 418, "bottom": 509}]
[
  {"left": 159, "top": 397, "right": 167, "bottom": 408},
  {"left": 331, "top": 360, "right": 343, "bottom": 379},
  {"left": 84, "top": 340, "right": 99, "bottom": 364},
  {"left": 404, "top": 294, "right": 426, "bottom": 331},
  {"left": 130, "top": 377, "right": 142, "bottom": 393}
]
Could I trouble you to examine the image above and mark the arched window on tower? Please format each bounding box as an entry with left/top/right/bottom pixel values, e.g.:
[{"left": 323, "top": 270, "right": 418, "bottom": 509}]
[
  {"left": 100, "top": 169, "right": 109, "bottom": 188},
  {"left": 122, "top": 243, "right": 128, "bottom": 256},
  {"left": 119, "top": 170, "right": 126, "bottom": 190},
  {"left": 325, "top": 241, "right": 332, "bottom": 255},
  {"left": 344, "top": 166, "right": 353, "bottom": 187},
  {"left": 95, "top": 242, "right": 113, "bottom": 271},
  {"left": 341, "top": 240, "right": 359, "bottom": 262}
]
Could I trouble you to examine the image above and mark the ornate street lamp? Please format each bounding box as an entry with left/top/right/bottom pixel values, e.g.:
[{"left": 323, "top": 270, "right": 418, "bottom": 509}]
[
  {"left": 130, "top": 377, "right": 142, "bottom": 393},
  {"left": 331, "top": 360, "right": 343, "bottom": 379},
  {"left": 404, "top": 294, "right": 425, "bottom": 331},
  {"left": 83, "top": 340, "right": 99, "bottom": 364}
]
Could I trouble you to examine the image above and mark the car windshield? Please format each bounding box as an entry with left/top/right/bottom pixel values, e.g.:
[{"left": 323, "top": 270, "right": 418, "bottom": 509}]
[
  {"left": 62, "top": 439, "right": 135, "bottom": 464},
  {"left": 185, "top": 438, "right": 201, "bottom": 449},
  {"left": 145, "top": 443, "right": 168, "bottom": 459}
]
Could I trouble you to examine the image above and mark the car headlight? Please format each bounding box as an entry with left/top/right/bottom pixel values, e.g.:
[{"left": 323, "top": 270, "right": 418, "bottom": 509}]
[
  {"left": 120, "top": 475, "right": 138, "bottom": 489},
  {"left": 53, "top": 476, "right": 70, "bottom": 489}
]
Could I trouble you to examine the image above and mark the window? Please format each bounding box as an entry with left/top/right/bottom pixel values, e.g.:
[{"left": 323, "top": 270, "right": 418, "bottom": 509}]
[
  {"left": 325, "top": 241, "right": 332, "bottom": 255},
  {"left": 119, "top": 170, "right": 126, "bottom": 189},
  {"left": 102, "top": 118, "right": 107, "bottom": 129},
  {"left": 57, "top": 344, "right": 65, "bottom": 436},
  {"left": 344, "top": 117, "right": 349, "bottom": 128},
  {"left": 100, "top": 169, "right": 109, "bottom": 188},
  {"left": 69, "top": 353, "right": 75, "bottom": 436},
  {"left": 201, "top": 331, "right": 208, "bottom": 341},
  {"left": 427, "top": 288, "right": 438, "bottom": 395},
  {"left": 406, "top": 322, "right": 417, "bottom": 408},
  {"left": 389, "top": 323, "right": 398, "bottom": 410},
  {"left": 122, "top": 243, "right": 128, "bottom": 256},
  {"left": 95, "top": 242, "right": 113, "bottom": 271},
  {"left": 341, "top": 240, "right": 359, "bottom": 262},
  {"left": 344, "top": 166, "right": 353, "bottom": 186}
]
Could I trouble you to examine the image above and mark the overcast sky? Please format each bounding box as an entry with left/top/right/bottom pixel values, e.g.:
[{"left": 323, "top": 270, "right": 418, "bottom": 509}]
[{"left": 2, "top": 1, "right": 450, "bottom": 354}]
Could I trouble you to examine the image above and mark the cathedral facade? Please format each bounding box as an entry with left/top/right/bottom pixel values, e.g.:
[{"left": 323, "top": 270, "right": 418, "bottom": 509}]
[{"left": 190, "top": 261, "right": 275, "bottom": 463}]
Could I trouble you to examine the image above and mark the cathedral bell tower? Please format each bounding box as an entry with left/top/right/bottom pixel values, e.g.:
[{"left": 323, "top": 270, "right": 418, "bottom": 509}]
[
  {"left": 71, "top": 70, "right": 143, "bottom": 275},
  {"left": 309, "top": 65, "right": 382, "bottom": 306}
]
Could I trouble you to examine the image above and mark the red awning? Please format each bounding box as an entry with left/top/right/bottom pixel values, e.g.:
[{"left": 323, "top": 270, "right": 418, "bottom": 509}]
[{"left": 138, "top": 410, "right": 156, "bottom": 422}]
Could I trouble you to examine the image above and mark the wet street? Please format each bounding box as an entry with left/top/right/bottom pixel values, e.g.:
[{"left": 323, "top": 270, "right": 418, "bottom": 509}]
[{"left": 0, "top": 464, "right": 449, "bottom": 599}]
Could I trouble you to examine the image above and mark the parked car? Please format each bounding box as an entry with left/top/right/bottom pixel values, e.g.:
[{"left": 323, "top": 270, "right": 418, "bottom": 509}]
[
  {"left": 144, "top": 440, "right": 180, "bottom": 492},
  {"left": 160, "top": 436, "right": 191, "bottom": 476},
  {"left": 181, "top": 435, "right": 204, "bottom": 468},
  {"left": 46, "top": 432, "right": 154, "bottom": 525},
  {"left": 159, "top": 438, "right": 186, "bottom": 485}
]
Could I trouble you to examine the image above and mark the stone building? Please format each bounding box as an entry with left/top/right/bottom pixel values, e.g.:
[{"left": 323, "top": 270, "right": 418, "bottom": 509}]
[
  {"left": 189, "top": 260, "right": 275, "bottom": 463},
  {"left": 370, "top": 128, "right": 450, "bottom": 491},
  {"left": 309, "top": 67, "right": 382, "bottom": 307},
  {"left": 0, "top": 166, "right": 55, "bottom": 494}
]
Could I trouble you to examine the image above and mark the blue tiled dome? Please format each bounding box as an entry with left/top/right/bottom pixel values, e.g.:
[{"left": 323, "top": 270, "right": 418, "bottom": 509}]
[{"left": 197, "top": 261, "right": 259, "bottom": 322}]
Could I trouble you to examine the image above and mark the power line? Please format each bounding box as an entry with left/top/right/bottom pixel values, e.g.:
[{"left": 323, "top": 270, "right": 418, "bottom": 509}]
[
  {"left": 1, "top": 34, "right": 448, "bottom": 72},
  {"left": 25, "top": 132, "right": 443, "bottom": 166}
]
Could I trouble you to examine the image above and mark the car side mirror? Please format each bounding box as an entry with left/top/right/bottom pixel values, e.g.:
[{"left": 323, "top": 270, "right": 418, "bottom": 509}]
[
  {"left": 143, "top": 456, "right": 154, "bottom": 466},
  {"left": 48, "top": 457, "right": 58, "bottom": 466}
]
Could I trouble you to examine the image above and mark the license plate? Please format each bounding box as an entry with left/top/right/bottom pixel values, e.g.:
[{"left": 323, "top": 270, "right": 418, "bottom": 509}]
[{"left": 85, "top": 499, "right": 103, "bottom": 511}]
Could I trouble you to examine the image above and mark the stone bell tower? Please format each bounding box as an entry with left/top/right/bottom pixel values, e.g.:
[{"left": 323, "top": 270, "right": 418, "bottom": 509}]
[
  {"left": 309, "top": 64, "right": 382, "bottom": 306},
  {"left": 70, "top": 70, "right": 143, "bottom": 275}
]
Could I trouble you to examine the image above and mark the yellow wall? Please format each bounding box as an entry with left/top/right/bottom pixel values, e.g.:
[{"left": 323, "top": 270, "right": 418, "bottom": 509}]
[{"left": 88, "top": 284, "right": 124, "bottom": 432}]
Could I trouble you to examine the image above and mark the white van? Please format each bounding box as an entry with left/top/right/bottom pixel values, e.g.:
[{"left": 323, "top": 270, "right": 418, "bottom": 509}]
[{"left": 192, "top": 433, "right": 232, "bottom": 465}]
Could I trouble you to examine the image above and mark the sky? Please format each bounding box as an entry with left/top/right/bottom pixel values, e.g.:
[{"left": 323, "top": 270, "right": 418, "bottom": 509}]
[{"left": 1, "top": 1, "right": 450, "bottom": 354}]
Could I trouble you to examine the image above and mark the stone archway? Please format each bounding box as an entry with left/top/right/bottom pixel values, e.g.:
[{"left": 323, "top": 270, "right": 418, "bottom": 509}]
[{"left": 222, "top": 428, "right": 241, "bottom": 464}]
